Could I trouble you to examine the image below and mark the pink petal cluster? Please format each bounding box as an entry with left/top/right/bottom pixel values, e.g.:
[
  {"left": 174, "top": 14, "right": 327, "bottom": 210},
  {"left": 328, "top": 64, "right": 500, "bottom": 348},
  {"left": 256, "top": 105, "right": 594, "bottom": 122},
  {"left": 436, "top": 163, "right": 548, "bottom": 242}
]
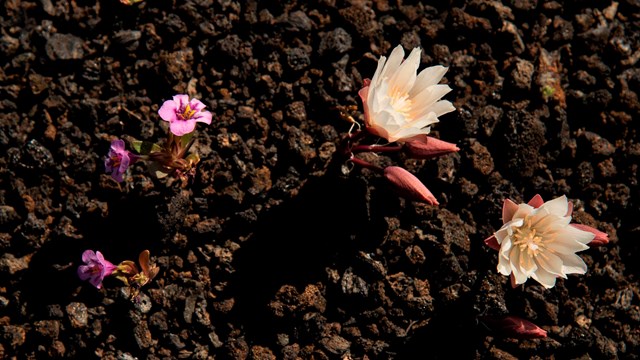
[
  {"left": 105, "top": 139, "right": 134, "bottom": 182},
  {"left": 484, "top": 194, "right": 609, "bottom": 288},
  {"left": 77, "top": 250, "right": 116, "bottom": 289},
  {"left": 158, "top": 94, "right": 212, "bottom": 136}
]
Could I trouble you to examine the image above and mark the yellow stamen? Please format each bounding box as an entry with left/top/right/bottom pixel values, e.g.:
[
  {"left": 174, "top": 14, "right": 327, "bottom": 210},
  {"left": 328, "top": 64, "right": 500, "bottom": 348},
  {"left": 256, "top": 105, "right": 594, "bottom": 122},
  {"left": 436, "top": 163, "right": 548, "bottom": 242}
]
[
  {"left": 181, "top": 104, "right": 197, "bottom": 120},
  {"left": 512, "top": 219, "right": 545, "bottom": 256}
]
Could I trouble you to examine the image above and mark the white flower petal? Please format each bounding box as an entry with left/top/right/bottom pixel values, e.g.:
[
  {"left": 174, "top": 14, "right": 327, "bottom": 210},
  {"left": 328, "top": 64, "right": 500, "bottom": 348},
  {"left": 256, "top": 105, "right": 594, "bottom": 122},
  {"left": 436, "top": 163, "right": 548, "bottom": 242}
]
[
  {"left": 560, "top": 254, "right": 588, "bottom": 275},
  {"left": 410, "top": 65, "right": 448, "bottom": 97},
  {"left": 428, "top": 100, "right": 456, "bottom": 117},
  {"left": 546, "top": 238, "right": 589, "bottom": 255},
  {"left": 497, "top": 254, "right": 512, "bottom": 276},
  {"left": 509, "top": 247, "right": 529, "bottom": 284},
  {"left": 388, "top": 47, "right": 421, "bottom": 95},
  {"left": 560, "top": 225, "right": 596, "bottom": 245},
  {"left": 535, "top": 252, "right": 564, "bottom": 277},
  {"left": 369, "top": 56, "right": 388, "bottom": 89},
  {"left": 377, "top": 46, "right": 405, "bottom": 85},
  {"left": 540, "top": 195, "right": 569, "bottom": 217},
  {"left": 531, "top": 267, "right": 557, "bottom": 288},
  {"left": 512, "top": 204, "right": 534, "bottom": 220},
  {"left": 411, "top": 85, "right": 453, "bottom": 114}
]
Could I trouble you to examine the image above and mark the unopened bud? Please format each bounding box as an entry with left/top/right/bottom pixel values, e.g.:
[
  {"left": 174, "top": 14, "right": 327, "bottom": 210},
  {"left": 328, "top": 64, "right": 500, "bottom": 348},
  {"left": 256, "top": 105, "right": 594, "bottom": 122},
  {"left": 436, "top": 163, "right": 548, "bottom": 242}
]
[
  {"left": 481, "top": 315, "right": 547, "bottom": 339},
  {"left": 570, "top": 224, "right": 609, "bottom": 247},
  {"left": 383, "top": 166, "right": 439, "bottom": 205},
  {"left": 403, "top": 135, "right": 459, "bottom": 160}
]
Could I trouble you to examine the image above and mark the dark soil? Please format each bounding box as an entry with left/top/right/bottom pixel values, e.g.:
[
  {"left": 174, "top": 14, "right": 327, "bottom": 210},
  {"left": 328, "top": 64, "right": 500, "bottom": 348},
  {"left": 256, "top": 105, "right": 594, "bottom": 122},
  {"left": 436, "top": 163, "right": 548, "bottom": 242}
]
[{"left": 1, "top": 0, "right": 639, "bottom": 359}]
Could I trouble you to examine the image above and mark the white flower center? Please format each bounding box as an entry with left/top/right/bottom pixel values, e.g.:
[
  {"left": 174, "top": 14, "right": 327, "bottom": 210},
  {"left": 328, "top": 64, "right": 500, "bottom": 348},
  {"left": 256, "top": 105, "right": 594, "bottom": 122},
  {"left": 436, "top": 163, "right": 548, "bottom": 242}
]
[
  {"left": 389, "top": 89, "right": 413, "bottom": 118},
  {"left": 512, "top": 221, "right": 544, "bottom": 256}
]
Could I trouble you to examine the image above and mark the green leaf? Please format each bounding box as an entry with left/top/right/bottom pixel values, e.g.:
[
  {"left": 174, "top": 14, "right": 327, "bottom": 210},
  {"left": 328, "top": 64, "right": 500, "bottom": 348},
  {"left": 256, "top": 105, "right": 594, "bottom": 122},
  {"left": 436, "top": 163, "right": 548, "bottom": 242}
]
[
  {"left": 131, "top": 140, "right": 163, "bottom": 155},
  {"left": 180, "top": 132, "right": 194, "bottom": 149}
]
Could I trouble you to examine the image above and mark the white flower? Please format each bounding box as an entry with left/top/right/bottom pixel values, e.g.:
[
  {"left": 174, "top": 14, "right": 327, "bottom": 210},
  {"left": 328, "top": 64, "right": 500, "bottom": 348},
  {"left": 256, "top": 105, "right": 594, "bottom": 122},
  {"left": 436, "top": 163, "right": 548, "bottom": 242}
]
[
  {"left": 491, "top": 195, "right": 595, "bottom": 288},
  {"left": 358, "top": 45, "right": 456, "bottom": 143}
]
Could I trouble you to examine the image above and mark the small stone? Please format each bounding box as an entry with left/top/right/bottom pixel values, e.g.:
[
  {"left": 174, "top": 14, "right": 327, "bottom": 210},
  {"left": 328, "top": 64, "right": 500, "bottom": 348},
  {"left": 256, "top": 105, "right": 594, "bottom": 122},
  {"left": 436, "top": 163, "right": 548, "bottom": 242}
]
[
  {"left": 2, "top": 325, "right": 26, "bottom": 348},
  {"left": 45, "top": 33, "right": 85, "bottom": 60},
  {"left": 34, "top": 320, "right": 60, "bottom": 338},
  {"left": 320, "top": 335, "right": 351, "bottom": 355},
  {"left": 0, "top": 206, "right": 20, "bottom": 228},
  {"left": 66, "top": 302, "right": 88, "bottom": 328},
  {"left": 511, "top": 58, "right": 535, "bottom": 90},
  {"left": 319, "top": 28, "right": 352, "bottom": 56}
]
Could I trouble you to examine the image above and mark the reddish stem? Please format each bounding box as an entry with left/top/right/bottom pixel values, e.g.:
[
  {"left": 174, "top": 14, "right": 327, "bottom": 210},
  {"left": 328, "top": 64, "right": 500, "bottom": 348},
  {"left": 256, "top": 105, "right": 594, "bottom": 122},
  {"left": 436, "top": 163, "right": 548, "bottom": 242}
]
[
  {"left": 351, "top": 144, "right": 402, "bottom": 154},
  {"left": 349, "top": 156, "right": 384, "bottom": 173}
]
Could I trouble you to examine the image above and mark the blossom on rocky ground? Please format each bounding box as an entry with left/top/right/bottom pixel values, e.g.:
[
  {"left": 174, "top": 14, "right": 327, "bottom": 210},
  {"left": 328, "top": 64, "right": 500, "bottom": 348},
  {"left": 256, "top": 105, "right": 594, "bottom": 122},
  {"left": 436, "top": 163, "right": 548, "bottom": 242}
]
[
  {"left": 77, "top": 250, "right": 116, "bottom": 289},
  {"left": 484, "top": 195, "right": 607, "bottom": 288},
  {"left": 158, "top": 94, "right": 212, "bottom": 136},
  {"left": 105, "top": 139, "right": 135, "bottom": 182},
  {"left": 358, "top": 45, "right": 455, "bottom": 143}
]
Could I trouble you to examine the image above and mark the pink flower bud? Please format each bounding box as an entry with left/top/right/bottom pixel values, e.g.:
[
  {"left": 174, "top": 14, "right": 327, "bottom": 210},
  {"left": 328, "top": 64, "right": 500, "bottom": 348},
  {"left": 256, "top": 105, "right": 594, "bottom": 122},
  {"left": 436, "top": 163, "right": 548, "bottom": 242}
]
[
  {"left": 481, "top": 315, "right": 547, "bottom": 339},
  {"left": 570, "top": 224, "right": 609, "bottom": 247},
  {"left": 403, "top": 135, "right": 459, "bottom": 160},
  {"left": 383, "top": 166, "right": 439, "bottom": 205}
]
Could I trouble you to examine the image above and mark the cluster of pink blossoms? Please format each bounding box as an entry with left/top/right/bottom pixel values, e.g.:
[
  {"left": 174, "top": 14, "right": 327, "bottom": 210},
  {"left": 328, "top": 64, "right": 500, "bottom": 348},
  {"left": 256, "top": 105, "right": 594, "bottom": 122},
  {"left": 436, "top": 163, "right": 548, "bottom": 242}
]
[
  {"left": 105, "top": 94, "right": 212, "bottom": 185},
  {"left": 343, "top": 45, "right": 459, "bottom": 205}
]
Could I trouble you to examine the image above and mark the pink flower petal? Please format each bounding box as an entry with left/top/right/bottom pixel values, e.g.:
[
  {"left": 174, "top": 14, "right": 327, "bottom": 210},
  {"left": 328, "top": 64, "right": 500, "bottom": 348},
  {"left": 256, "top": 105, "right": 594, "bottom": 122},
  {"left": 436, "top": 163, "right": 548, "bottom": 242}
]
[
  {"left": 189, "top": 98, "right": 206, "bottom": 112},
  {"left": 169, "top": 120, "right": 197, "bottom": 136},
  {"left": 502, "top": 198, "right": 519, "bottom": 224},
  {"left": 172, "top": 94, "right": 190, "bottom": 108},
  {"left": 527, "top": 194, "right": 544, "bottom": 208},
  {"left": 158, "top": 100, "right": 179, "bottom": 122},
  {"left": 358, "top": 85, "right": 371, "bottom": 127},
  {"left": 77, "top": 265, "right": 93, "bottom": 280},
  {"left": 81, "top": 250, "right": 97, "bottom": 264},
  {"left": 484, "top": 235, "right": 500, "bottom": 251},
  {"left": 194, "top": 110, "right": 212, "bottom": 125},
  {"left": 111, "top": 139, "right": 126, "bottom": 152}
]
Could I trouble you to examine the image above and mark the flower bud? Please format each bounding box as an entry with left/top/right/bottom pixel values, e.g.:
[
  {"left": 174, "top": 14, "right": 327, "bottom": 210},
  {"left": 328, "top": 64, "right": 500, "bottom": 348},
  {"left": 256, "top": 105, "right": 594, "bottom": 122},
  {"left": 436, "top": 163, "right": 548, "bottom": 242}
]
[
  {"left": 403, "top": 135, "right": 459, "bottom": 160},
  {"left": 383, "top": 166, "right": 438, "bottom": 205},
  {"left": 570, "top": 224, "right": 609, "bottom": 247},
  {"left": 481, "top": 315, "right": 547, "bottom": 339}
]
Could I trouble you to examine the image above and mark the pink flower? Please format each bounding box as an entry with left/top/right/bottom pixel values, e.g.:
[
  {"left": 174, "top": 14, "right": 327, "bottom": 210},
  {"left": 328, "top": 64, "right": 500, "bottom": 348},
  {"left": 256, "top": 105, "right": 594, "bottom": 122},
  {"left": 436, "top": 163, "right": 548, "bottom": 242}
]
[
  {"left": 77, "top": 250, "right": 116, "bottom": 289},
  {"left": 105, "top": 139, "right": 135, "bottom": 183},
  {"left": 383, "top": 166, "right": 438, "bottom": 205},
  {"left": 158, "top": 94, "right": 212, "bottom": 136},
  {"left": 481, "top": 315, "right": 547, "bottom": 339},
  {"left": 484, "top": 195, "right": 607, "bottom": 288}
]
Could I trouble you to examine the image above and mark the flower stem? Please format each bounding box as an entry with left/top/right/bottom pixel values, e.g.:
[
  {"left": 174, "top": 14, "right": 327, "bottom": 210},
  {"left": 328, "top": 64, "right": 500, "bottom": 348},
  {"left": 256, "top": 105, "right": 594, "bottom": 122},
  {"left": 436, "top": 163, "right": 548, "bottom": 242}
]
[
  {"left": 349, "top": 156, "right": 383, "bottom": 173},
  {"left": 351, "top": 144, "right": 402, "bottom": 154}
]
